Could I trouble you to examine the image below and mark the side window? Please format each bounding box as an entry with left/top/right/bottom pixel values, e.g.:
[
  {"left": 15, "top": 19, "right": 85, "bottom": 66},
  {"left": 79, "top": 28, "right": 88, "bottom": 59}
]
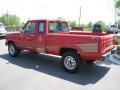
[
  {"left": 49, "top": 22, "right": 57, "bottom": 33},
  {"left": 39, "top": 22, "right": 45, "bottom": 32},
  {"left": 61, "top": 22, "right": 69, "bottom": 32},
  {"left": 23, "top": 22, "right": 35, "bottom": 33},
  {"left": 49, "top": 22, "right": 68, "bottom": 33}
]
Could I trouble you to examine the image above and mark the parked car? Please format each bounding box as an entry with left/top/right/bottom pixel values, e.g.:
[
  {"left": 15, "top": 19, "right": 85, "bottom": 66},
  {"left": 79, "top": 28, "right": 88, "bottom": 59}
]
[
  {"left": 107, "top": 25, "right": 119, "bottom": 34},
  {"left": 5, "top": 19, "right": 116, "bottom": 73},
  {"left": 92, "top": 24, "right": 102, "bottom": 33},
  {"left": 0, "top": 23, "right": 7, "bottom": 39}
]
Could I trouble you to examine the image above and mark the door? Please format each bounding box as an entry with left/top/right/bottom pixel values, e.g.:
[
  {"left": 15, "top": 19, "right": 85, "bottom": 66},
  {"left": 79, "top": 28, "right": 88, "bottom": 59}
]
[
  {"left": 35, "top": 21, "right": 46, "bottom": 53},
  {"left": 18, "top": 20, "right": 46, "bottom": 53},
  {"left": 18, "top": 21, "right": 36, "bottom": 50}
]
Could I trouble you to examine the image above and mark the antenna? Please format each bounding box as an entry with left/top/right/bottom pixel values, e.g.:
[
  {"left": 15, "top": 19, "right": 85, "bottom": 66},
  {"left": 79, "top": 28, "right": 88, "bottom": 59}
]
[
  {"left": 79, "top": 6, "right": 82, "bottom": 26},
  {"left": 115, "top": 7, "right": 117, "bottom": 24}
]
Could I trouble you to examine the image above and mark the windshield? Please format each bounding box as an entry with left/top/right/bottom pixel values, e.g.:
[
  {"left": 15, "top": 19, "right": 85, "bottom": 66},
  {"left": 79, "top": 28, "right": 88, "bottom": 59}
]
[
  {"left": 49, "top": 21, "right": 69, "bottom": 33},
  {"left": 110, "top": 25, "right": 117, "bottom": 27}
]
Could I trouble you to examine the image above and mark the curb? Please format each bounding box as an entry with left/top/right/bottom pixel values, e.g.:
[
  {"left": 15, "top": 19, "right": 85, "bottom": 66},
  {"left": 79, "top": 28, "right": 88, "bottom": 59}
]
[{"left": 113, "top": 54, "right": 120, "bottom": 60}]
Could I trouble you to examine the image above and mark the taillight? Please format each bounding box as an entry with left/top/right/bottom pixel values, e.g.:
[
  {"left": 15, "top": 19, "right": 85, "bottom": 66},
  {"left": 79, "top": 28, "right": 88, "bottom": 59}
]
[
  {"left": 98, "top": 38, "right": 103, "bottom": 54},
  {"left": 104, "top": 41, "right": 112, "bottom": 48},
  {"left": 113, "top": 36, "right": 117, "bottom": 44}
]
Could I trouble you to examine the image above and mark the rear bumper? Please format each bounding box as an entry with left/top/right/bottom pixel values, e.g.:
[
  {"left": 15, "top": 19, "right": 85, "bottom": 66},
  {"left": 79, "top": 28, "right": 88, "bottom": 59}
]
[{"left": 101, "top": 47, "right": 117, "bottom": 61}]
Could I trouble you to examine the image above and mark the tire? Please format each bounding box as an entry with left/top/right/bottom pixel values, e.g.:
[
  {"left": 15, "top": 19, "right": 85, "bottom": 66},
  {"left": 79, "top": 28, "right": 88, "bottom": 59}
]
[
  {"left": 61, "top": 52, "right": 83, "bottom": 73},
  {"left": 29, "top": 51, "right": 38, "bottom": 54},
  {"left": 86, "top": 60, "right": 94, "bottom": 64},
  {"left": 8, "top": 43, "right": 21, "bottom": 57}
]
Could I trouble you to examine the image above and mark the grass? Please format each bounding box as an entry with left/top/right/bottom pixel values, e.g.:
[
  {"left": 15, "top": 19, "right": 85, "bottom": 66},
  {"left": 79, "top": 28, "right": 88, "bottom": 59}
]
[
  {"left": 117, "top": 37, "right": 120, "bottom": 54},
  {"left": 117, "top": 45, "right": 120, "bottom": 54},
  {"left": 117, "top": 38, "right": 120, "bottom": 45}
]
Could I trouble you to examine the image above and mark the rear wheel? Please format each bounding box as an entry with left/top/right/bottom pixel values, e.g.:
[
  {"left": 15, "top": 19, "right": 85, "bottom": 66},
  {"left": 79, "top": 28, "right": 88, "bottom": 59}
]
[
  {"left": 86, "top": 60, "right": 94, "bottom": 64},
  {"left": 8, "top": 43, "right": 21, "bottom": 57},
  {"left": 61, "top": 52, "right": 84, "bottom": 73},
  {"left": 29, "top": 51, "right": 38, "bottom": 54}
]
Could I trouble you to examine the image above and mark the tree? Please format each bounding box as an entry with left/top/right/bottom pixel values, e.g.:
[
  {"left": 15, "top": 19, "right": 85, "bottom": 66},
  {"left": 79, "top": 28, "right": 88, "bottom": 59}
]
[
  {"left": 115, "top": 0, "right": 120, "bottom": 8},
  {"left": 87, "top": 22, "right": 92, "bottom": 28},
  {"left": 57, "top": 17, "right": 63, "bottom": 19},
  {"left": 68, "top": 21, "right": 77, "bottom": 27},
  {"left": 115, "top": 0, "right": 120, "bottom": 21},
  {"left": 0, "top": 13, "right": 20, "bottom": 26},
  {"left": 116, "top": 19, "right": 120, "bottom": 29}
]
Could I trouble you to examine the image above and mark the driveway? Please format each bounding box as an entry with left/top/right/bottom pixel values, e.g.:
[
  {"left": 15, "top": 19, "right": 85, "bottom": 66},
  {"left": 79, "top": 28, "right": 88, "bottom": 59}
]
[{"left": 0, "top": 39, "right": 120, "bottom": 90}]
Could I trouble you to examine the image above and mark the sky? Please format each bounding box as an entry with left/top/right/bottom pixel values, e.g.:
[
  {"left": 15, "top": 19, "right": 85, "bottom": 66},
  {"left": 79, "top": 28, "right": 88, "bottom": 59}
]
[{"left": 0, "top": 0, "right": 115, "bottom": 24}]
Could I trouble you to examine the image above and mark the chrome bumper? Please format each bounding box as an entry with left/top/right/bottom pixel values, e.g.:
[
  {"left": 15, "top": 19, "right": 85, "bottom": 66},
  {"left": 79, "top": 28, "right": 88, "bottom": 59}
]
[{"left": 101, "top": 47, "right": 117, "bottom": 61}]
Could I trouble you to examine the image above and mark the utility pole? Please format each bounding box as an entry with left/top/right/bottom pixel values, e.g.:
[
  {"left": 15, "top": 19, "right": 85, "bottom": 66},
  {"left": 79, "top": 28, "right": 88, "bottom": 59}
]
[
  {"left": 79, "top": 6, "right": 81, "bottom": 26},
  {"left": 6, "top": 10, "right": 9, "bottom": 26},
  {"left": 115, "top": 7, "right": 117, "bottom": 24}
]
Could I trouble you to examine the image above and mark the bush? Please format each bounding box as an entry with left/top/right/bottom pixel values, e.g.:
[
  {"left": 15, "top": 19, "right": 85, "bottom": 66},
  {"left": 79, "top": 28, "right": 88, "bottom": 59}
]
[
  {"left": 117, "top": 45, "right": 120, "bottom": 54},
  {"left": 117, "top": 38, "right": 120, "bottom": 45}
]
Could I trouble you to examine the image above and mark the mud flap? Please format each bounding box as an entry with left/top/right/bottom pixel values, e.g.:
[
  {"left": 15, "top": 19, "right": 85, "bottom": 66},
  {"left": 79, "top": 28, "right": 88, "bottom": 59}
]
[{"left": 102, "top": 47, "right": 117, "bottom": 61}]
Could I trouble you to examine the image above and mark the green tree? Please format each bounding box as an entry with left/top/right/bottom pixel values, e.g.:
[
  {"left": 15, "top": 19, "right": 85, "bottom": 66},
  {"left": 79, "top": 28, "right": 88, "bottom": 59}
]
[
  {"left": 0, "top": 13, "right": 20, "bottom": 26},
  {"left": 68, "top": 21, "right": 77, "bottom": 27},
  {"left": 57, "top": 17, "right": 63, "bottom": 19},
  {"left": 116, "top": 19, "right": 120, "bottom": 29},
  {"left": 87, "top": 22, "right": 92, "bottom": 28},
  {"left": 115, "top": 0, "right": 120, "bottom": 8},
  {"left": 115, "top": 0, "right": 120, "bottom": 21}
]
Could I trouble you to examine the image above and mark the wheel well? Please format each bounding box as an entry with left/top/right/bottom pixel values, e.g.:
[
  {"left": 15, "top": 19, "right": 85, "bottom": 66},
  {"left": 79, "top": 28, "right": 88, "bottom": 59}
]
[
  {"left": 7, "top": 41, "right": 14, "bottom": 45},
  {"left": 60, "top": 48, "right": 78, "bottom": 56}
]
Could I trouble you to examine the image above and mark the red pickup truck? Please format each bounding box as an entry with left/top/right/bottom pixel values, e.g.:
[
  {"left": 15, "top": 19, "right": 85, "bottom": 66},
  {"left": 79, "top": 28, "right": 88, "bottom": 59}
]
[{"left": 5, "top": 19, "right": 116, "bottom": 73}]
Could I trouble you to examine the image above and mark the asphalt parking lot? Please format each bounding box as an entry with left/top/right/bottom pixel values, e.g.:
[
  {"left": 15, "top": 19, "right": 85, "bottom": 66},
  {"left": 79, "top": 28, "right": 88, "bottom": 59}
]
[{"left": 0, "top": 39, "right": 120, "bottom": 90}]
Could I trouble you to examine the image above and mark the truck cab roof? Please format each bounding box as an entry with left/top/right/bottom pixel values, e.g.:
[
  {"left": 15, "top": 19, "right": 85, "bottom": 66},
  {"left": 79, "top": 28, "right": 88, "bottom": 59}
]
[{"left": 28, "top": 19, "right": 67, "bottom": 22}]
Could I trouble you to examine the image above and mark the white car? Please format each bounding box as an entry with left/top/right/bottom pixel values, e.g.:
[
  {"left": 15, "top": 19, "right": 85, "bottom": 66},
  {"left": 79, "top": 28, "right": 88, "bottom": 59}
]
[
  {"left": 0, "top": 23, "right": 7, "bottom": 39},
  {"left": 107, "top": 25, "right": 119, "bottom": 34}
]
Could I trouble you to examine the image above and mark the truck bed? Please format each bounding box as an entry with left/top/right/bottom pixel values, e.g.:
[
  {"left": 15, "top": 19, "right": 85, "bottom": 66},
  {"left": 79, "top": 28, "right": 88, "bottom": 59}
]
[{"left": 47, "top": 31, "right": 116, "bottom": 60}]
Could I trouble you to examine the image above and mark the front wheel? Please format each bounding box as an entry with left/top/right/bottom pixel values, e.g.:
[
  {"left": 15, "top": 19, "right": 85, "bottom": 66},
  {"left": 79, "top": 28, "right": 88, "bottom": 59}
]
[
  {"left": 61, "top": 52, "right": 83, "bottom": 73},
  {"left": 8, "top": 43, "right": 21, "bottom": 57}
]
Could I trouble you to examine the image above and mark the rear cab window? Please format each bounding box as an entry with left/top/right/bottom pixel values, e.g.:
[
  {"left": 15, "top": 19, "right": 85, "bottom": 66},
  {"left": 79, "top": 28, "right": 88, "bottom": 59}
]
[
  {"left": 49, "top": 21, "right": 68, "bottom": 33},
  {"left": 39, "top": 21, "right": 45, "bottom": 33}
]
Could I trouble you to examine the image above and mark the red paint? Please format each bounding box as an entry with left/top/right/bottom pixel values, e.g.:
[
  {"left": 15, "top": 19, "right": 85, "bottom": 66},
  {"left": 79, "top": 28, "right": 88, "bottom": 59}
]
[{"left": 5, "top": 19, "right": 116, "bottom": 61}]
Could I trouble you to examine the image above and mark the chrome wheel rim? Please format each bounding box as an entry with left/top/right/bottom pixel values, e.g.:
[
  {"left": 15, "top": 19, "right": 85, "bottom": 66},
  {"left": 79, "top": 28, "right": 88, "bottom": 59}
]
[
  {"left": 9, "top": 44, "right": 15, "bottom": 55},
  {"left": 64, "top": 56, "right": 76, "bottom": 70}
]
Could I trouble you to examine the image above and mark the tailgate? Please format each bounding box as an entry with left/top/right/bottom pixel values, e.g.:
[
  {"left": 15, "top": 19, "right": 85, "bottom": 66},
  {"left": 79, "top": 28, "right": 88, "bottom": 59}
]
[{"left": 102, "top": 34, "right": 116, "bottom": 54}]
